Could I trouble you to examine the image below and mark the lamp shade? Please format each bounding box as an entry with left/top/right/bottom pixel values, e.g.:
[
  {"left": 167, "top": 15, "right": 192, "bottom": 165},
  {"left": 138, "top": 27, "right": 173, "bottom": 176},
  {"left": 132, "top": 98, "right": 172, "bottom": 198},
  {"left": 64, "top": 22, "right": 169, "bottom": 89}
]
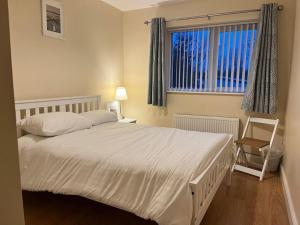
[{"left": 115, "top": 87, "right": 128, "bottom": 101}]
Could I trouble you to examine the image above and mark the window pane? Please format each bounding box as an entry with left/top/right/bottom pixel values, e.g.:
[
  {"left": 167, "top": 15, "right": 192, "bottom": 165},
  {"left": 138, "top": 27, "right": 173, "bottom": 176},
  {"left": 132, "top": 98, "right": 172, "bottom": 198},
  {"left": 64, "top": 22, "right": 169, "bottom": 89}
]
[
  {"left": 170, "top": 29, "right": 210, "bottom": 90},
  {"left": 169, "top": 22, "right": 257, "bottom": 93}
]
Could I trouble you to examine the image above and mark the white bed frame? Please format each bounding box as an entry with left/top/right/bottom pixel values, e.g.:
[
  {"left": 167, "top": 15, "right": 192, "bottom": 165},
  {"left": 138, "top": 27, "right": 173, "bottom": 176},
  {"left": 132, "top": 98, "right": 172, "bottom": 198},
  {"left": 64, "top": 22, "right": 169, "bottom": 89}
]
[
  {"left": 15, "top": 95, "right": 233, "bottom": 225},
  {"left": 15, "top": 95, "right": 100, "bottom": 137}
]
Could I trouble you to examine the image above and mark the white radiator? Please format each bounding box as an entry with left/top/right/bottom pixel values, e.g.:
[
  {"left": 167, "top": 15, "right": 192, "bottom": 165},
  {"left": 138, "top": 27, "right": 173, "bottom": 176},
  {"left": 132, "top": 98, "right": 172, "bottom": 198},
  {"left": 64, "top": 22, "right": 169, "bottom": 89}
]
[{"left": 173, "top": 114, "right": 240, "bottom": 140}]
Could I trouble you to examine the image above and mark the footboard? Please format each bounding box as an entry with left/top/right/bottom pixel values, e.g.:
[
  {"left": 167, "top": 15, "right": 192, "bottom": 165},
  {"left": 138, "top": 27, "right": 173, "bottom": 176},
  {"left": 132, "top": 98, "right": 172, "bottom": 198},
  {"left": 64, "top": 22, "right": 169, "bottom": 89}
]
[{"left": 189, "top": 137, "right": 233, "bottom": 225}]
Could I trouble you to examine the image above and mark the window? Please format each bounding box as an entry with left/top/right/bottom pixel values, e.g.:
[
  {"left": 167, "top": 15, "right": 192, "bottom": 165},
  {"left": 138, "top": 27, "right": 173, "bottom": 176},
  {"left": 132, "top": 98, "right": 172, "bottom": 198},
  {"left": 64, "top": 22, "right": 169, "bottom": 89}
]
[{"left": 169, "top": 22, "right": 257, "bottom": 93}]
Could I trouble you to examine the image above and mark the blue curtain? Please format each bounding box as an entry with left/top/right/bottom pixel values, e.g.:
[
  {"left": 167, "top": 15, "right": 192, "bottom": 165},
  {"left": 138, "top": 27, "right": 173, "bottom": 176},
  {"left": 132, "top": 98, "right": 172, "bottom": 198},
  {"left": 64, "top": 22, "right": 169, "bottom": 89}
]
[
  {"left": 242, "top": 3, "right": 278, "bottom": 114},
  {"left": 148, "top": 18, "right": 167, "bottom": 107}
]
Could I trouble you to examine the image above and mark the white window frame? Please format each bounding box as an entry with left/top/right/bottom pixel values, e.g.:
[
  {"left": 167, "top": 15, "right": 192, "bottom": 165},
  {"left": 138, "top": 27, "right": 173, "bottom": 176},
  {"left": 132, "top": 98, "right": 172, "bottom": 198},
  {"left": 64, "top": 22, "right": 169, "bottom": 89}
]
[{"left": 167, "top": 20, "right": 258, "bottom": 95}]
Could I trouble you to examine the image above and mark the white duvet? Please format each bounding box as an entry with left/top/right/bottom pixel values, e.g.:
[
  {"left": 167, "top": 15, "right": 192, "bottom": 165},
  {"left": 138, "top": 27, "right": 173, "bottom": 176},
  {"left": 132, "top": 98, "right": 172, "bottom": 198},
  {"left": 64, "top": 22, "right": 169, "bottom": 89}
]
[{"left": 19, "top": 122, "right": 231, "bottom": 225}]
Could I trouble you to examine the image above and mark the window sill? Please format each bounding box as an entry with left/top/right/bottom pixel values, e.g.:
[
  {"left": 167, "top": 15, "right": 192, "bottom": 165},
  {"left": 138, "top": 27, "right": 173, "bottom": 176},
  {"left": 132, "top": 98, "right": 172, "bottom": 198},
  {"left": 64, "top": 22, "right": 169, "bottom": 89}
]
[{"left": 167, "top": 90, "right": 244, "bottom": 96}]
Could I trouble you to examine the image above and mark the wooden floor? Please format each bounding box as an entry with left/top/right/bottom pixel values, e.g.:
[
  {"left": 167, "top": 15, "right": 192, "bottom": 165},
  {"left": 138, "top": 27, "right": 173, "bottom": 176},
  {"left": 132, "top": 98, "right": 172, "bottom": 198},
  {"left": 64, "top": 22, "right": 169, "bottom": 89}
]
[{"left": 23, "top": 172, "right": 289, "bottom": 225}]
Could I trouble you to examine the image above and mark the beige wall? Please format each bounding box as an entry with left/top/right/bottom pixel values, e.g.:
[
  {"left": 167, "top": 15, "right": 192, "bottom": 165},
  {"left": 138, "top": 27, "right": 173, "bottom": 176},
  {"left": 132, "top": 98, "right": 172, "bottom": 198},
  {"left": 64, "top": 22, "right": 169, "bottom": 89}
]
[
  {"left": 8, "top": 0, "right": 296, "bottom": 136},
  {"left": 9, "top": 0, "right": 123, "bottom": 106},
  {"left": 0, "top": 0, "right": 25, "bottom": 224},
  {"left": 123, "top": 0, "right": 295, "bottom": 140},
  {"left": 283, "top": 0, "right": 300, "bottom": 222}
]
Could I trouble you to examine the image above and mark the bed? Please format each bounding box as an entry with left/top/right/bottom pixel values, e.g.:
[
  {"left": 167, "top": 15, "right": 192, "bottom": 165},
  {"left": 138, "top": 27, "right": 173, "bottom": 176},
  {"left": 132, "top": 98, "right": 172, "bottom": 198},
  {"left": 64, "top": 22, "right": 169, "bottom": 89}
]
[{"left": 16, "top": 95, "right": 233, "bottom": 225}]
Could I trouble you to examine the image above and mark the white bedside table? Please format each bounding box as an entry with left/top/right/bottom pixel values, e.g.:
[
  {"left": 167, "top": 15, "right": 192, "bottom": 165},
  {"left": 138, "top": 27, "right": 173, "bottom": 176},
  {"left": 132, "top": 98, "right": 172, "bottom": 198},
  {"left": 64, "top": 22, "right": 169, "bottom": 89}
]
[{"left": 119, "top": 118, "right": 137, "bottom": 123}]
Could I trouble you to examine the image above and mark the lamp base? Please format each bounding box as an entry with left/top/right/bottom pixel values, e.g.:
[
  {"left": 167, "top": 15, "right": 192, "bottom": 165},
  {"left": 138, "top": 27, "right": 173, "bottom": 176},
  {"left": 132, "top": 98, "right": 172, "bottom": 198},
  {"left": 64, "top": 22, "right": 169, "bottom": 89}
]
[{"left": 118, "top": 101, "right": 125, "bottom": 120}]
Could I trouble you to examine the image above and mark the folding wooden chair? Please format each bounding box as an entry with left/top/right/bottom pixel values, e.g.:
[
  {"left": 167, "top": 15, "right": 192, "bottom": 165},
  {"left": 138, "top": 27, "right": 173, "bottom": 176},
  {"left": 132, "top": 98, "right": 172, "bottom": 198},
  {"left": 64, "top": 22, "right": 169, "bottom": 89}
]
[{"left": 232, "top": 117, "right": 279, "bottom": 181}]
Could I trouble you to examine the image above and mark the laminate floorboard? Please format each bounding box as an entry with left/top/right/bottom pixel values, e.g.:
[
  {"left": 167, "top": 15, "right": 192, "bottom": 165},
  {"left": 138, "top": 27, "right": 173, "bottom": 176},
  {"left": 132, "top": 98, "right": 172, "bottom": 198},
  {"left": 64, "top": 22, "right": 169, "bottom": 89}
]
[{"left": 23, "top": 172, "right": 289, "bottom": 225}]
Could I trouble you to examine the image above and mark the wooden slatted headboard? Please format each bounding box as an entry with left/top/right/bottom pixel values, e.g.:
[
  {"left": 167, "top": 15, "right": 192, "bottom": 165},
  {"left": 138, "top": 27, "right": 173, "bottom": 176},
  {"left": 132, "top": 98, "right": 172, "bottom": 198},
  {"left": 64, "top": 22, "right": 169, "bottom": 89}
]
[{"left": 15, "top": 95, "right": 101, "bottom": 137}]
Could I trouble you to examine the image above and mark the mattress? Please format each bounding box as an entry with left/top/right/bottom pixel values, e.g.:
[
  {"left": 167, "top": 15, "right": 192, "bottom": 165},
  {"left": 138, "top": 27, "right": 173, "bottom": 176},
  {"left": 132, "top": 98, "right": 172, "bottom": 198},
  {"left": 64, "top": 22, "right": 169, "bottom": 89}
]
[{"left": 18, "top": 122, "right": 231, "bottom": 225}]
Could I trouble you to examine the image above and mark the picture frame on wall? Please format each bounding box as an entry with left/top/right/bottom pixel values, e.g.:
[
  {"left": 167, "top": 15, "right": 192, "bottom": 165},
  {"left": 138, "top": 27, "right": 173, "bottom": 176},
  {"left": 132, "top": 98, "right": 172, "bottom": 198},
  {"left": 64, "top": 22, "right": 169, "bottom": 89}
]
[{"left": 41, "top": 0, "right": 64, "bottom": 39}]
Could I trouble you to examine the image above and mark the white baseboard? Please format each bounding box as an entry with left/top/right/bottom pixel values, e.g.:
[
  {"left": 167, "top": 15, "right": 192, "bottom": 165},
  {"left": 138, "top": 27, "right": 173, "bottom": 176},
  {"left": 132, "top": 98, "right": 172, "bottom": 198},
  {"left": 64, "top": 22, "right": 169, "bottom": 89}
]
[{"left": 280, "top": 166, "right": 299, "bottom": 225}]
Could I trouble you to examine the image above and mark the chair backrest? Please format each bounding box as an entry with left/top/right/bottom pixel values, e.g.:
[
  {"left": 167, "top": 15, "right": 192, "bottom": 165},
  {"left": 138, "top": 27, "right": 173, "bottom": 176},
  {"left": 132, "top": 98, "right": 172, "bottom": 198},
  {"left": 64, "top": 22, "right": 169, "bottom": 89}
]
[{"left": 242, "top": 117, "right": 279, "bottom": 149}]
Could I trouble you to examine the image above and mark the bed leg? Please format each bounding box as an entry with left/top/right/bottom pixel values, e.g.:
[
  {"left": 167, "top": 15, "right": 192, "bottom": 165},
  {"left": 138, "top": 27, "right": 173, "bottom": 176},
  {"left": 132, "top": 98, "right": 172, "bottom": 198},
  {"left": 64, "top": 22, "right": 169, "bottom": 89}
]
[{"left": 226, "top": 168, "right": 232, "bottom": 186}]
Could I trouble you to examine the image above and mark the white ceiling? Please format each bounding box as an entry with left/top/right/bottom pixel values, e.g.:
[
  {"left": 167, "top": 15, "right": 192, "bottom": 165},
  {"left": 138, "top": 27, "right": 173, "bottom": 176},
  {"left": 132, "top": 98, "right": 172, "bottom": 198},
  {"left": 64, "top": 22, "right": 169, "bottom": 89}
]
[{"left": 101, "top": 0, "right": 190, "bottom": 11}]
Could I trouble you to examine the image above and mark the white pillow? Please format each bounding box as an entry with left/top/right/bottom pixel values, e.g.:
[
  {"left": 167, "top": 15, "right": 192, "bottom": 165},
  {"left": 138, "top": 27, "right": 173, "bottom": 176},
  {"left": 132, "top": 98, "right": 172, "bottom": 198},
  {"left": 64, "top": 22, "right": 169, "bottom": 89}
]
[
  {"left": 80, "top": 110, "right": 118, "bottom": 126},
  {"left": 21, "top": 112, "right": 92, "bottom": 137}
]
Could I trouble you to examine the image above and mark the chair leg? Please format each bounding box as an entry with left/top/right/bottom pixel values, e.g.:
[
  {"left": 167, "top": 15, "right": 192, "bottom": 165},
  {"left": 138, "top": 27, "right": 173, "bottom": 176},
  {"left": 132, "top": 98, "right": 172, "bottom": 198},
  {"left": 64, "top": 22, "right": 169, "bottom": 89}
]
[{"left": 260, "top": 149, "right": 271, "bottom": 181}]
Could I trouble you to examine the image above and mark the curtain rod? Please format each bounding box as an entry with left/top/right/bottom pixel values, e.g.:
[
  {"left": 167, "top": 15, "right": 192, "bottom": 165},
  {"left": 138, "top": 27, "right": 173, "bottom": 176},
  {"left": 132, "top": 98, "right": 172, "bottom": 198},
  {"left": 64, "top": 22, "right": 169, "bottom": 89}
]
[{"left": 144, "top": 5, "right": 284, "bottom": 25}]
